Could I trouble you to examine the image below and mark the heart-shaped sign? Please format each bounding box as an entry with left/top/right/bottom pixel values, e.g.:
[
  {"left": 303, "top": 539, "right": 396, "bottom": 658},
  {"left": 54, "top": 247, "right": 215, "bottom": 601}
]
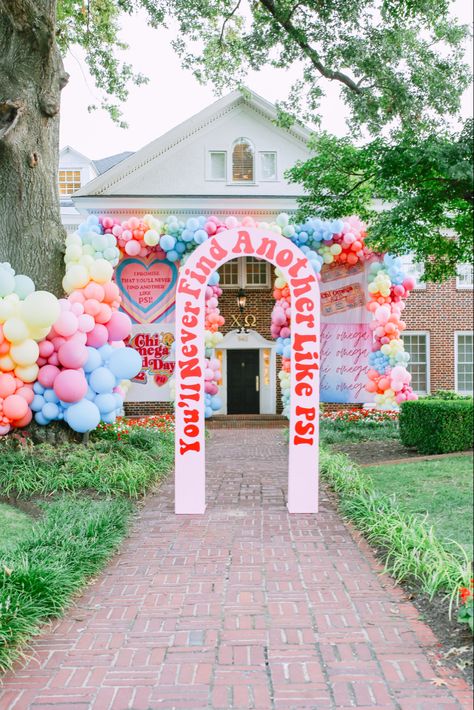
[{"left": 115, "top": 256, "right": 178, "bottom": 324}]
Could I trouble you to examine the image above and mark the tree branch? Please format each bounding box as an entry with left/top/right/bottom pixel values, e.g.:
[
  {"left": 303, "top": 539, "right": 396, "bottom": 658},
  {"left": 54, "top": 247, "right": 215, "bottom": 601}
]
[
  {"left": 257, "top": 0, "right": 363, "bottom": 94},
  {"left": 219, "top": 0, "right": 242, "bottom": 45}
]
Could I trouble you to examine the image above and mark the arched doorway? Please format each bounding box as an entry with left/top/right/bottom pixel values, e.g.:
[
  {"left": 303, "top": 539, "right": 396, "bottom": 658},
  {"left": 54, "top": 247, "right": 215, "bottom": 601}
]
[{"left": 174, "top": 228, "right": 320, "bottom": 515}]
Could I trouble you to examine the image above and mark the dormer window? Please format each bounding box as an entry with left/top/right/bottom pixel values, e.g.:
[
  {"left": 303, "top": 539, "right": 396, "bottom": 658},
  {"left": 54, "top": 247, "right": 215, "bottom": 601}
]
[
  {"left": 232, "top": 138, "right": 254, "bottom": 182},
  {"left": 58, "top": 169, "right": 82, "bottom": 196}
]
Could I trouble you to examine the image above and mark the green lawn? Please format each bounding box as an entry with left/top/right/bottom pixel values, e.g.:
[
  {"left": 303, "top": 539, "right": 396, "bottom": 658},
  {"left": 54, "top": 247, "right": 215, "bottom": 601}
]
[
  {"left": 0, "top": 425, "right": 175, "bottom": 673},
  {"left": 0, "top": 503, "right": 34, "bottom": 554},
  {"left": 366, "top": 455, "right": 473, "bottom": 552}
]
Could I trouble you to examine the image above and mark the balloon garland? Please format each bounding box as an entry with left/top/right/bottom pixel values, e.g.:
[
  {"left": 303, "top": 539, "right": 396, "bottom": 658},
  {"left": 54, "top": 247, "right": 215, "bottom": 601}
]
[{"left": 0, "top": 211, "right": 416, "bottom": 436}]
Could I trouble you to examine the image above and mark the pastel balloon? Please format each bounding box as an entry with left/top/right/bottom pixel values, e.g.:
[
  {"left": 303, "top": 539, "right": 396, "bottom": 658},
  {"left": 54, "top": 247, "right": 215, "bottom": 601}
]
[
  {"left": 89, "top": 366, "right": 116, "bottom": 394},
  {"left": 21, "top": 291, "right": 60, "bottom": 329},
  {"left": 53, "top": 369, "right": 88, "bottom": 403},
  {"left": 0, "top": 373, "right": 16, "bottom": 398},
  {"left": 66, "top": 400, "right": 101, "bottom": 433},
  {"left": 58, "top": 342, "right": 88, "bottom": 369},
  {"left": 105, "top": 312, "right": 132, "bottom": 342},
  {"left": 3, "top": 394, "right": 29, "bottom": 420},
  {"left": 107, "top": 347, "right": 142, "bottom": 380},
  {"left": 38, "top": 364, "right": 60, "bottom": 388},
  {"left": 10, "top": 339, "right": 39, "bottom": 367}
]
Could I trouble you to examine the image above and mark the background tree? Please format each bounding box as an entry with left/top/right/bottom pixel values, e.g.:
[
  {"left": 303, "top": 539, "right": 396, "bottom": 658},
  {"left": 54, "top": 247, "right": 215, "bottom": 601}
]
[
  {"left": 0, "top": 0, "right": 471, "bottom": 291},
  {"left": 287, "top": 120, "right": 474, "bottom": 281}
]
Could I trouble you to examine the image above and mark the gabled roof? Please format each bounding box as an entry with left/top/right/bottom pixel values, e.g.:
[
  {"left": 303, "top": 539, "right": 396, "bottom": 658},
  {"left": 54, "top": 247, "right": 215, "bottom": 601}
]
[
  {"left": 60, "top": 145, "right": 94, "bottom": 164},
  {"left": 74, "top": 88, "right": 312, "bottom": 198},
  {"left": 93, "top": 151, "right": 135, "bottom": 175}
]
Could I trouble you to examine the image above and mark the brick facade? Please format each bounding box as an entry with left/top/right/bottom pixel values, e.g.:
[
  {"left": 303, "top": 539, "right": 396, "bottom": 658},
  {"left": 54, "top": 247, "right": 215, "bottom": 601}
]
[
  {"left": 403, "top": 278, "right": 473, "bottom": 392},
  {"left": 124, "top": 271, "right": 473, "bottom": 417}
]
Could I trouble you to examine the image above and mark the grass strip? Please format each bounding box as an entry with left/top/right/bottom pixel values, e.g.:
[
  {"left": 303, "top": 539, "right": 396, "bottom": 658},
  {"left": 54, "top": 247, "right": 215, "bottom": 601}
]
[
  {"left": 0, "top": 429, "right": 174, "bottom": 498},
  {"left": 0, "top": 496, "right": 132, "bottom": 673},
  {"left": 319, "top": 448, "right": 472, "bottom": 603}
]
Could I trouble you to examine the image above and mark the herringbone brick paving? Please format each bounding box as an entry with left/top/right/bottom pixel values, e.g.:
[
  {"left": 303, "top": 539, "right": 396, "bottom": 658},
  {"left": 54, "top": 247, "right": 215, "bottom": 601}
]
[{"left": 1, "top": 430, "right": 471, "bottom": 709}]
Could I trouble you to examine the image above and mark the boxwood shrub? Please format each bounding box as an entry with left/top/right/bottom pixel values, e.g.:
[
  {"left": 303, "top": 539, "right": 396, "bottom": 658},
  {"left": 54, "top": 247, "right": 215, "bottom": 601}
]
[{"left": 399, "top": 399, "right": 473, "bottom": 454}]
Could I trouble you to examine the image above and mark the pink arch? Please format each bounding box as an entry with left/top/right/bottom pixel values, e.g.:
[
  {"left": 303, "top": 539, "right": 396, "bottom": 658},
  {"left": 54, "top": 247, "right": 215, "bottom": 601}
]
[{"left": 174, "top": 228, "right": 320, "bottom": 514}]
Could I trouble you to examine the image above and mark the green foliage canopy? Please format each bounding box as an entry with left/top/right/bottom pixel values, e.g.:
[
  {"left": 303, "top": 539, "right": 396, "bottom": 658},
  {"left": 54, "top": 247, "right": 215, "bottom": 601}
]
[
  {"left": 287, "top": 120, "right": 473, "bottom": 281},
  {"left": 55, "top": 1, "right": 471, "bottom": 134}
]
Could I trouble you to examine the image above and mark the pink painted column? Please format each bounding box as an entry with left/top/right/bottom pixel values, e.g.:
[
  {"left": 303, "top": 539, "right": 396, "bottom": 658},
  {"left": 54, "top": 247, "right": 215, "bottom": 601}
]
[{"left": 174, "top": 228, "right": 320, "bottom": 514}]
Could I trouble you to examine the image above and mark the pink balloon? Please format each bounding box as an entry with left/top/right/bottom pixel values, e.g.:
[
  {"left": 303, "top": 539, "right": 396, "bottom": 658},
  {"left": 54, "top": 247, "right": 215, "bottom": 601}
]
[
  {"left": 84, "top": 299, "right": 101, "bottom": 317},
  {"left": 39, "top": 340, "right": 55, "bottom": 358},
  {"left": 53, "top": 369, "right": 88, "bottom": 403},
  {"left": 12, "top": 409, "right": 32, "bottom": 428},
  {"left": 38, "top": 364, "right": 60, "bottom": 388},
  {"left": 0, "top": 373, "right": 16, "bottom": 398},
  {"left": 77, "top": 314, "right": 95, "bottom": 333},
  {"left": 16, "top": 386, "right": 34, "bottom": 404},
  {"left": 86, "top": 324, "right": 108, "bottom": 348},
  {"left": 48, "top": 353, "right": 59, "bottom": 366},
  {"left": 102, "top": 217, "right": 114, "bottom": 230},
  {"left": 95, "top": 303, "right": 112, "bottom": 325},
  {"left": 125, "top": 240, "right": 141, "bottom": 256},
  {"left": 3, "top": 394, "right": 29, "bottom": 420},
  {"left": 68, "top": 290, "right": 85, "bottom": 305},
  {"left": 55, "top": 311, "right": 79, "bottom": 337},
  {"left": 280, "top": 327, "right": 291, "bottom": 339},
  {"left": 102, "top": 282, "right": 120, "bottom": 304},
  {"left": 84, "top": 282, "right": 105, "bottom": 301},
  {"left": 58, "top": 342, "right": 88, "bottom": 369},
  {"left": 70, "top": 302, "right": 85, "bottom": 316},
  {"left": 106, "top": 312, "right": 131, "bottom": 341}
]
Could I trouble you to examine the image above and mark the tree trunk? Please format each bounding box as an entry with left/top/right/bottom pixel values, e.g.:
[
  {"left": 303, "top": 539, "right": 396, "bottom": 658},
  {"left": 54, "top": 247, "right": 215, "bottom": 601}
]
[{"left": 0, "top": 1, "right": 68, "bottom": 295}]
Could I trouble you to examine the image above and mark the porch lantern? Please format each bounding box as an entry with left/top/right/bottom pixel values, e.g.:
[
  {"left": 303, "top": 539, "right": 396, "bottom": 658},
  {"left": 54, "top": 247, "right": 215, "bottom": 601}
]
[{"left": 237, "top": 288, "right": 248, "bottom": 333}]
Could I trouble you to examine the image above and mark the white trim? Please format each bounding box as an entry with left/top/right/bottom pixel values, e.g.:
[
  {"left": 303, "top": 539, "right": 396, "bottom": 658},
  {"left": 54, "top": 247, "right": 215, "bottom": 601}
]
[
  {"left": 454, "top": 331, "right": 474, "bottom": 395},
  {"left": 215, "top": 329, "right": 276, "bottom": 414},
  {"left": 401, "top": 330, "right": 430, "bottom": 394},
  {"left": 219, "top": 257, "right": 270, "bottom": 289},
  {"left": 58, "top": 167, "right": 85, "bottom": 197}
]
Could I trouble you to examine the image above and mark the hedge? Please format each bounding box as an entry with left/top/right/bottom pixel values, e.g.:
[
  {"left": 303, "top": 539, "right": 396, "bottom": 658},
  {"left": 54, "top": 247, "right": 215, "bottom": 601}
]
[{"left": 399, "top": 399, "right": 473, "bottom": 454}]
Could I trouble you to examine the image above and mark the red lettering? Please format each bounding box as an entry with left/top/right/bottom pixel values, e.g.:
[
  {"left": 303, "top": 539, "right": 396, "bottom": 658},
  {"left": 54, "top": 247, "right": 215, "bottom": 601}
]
[{"left": 232, "top": 230, "right": 254, "bottom": 255}]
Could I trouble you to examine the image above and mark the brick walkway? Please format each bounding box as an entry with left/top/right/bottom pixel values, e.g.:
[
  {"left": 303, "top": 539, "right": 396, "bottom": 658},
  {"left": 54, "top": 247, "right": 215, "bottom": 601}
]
[{"left": 1, "top": 430, "right": 471, "bottom": 710}]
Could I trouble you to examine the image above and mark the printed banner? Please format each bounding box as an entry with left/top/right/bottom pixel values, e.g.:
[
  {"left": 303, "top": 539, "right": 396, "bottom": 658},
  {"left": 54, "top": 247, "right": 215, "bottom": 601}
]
[
  {"left": 115, "top": 255, "right": 178, "bottom": 324},
  {"left": 319, "top": 263, "right": 373, "bottom": 403},
  {"left": 125, "top": 325, "right": 176, "bottom": 402}
]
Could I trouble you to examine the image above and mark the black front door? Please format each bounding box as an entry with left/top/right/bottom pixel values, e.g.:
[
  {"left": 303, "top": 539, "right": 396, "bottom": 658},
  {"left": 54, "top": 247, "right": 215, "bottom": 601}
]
[{"left": 227, "top": 349, "right": 260, "bottom": 414}]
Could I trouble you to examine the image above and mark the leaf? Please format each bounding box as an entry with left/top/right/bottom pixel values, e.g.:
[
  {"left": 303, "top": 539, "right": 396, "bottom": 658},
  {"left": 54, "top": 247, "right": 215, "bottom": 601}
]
[
  {"left": 2, "top": 565, "right": 12, "bottom": 576},
  {"left": 430, "top": 678, "right": 449, "bottom": 687}
]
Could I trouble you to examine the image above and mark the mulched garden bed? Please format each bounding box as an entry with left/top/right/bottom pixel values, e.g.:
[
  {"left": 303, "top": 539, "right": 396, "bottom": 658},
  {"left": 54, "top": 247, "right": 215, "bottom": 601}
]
[{"left": 332, "top": 438, "right": 473, "bottom": 466}]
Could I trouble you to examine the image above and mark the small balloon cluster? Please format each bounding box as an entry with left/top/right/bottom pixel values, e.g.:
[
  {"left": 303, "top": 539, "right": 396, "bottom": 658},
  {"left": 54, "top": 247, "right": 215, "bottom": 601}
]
[
  {"left": 203, "top": 282, "right": 225, "bottom": 417},
  {"left": 365, "top": 255, "right": 417, "bottom": 408},
  {"left": 0, "top": 263, "right": 60, "bottom": 434}
]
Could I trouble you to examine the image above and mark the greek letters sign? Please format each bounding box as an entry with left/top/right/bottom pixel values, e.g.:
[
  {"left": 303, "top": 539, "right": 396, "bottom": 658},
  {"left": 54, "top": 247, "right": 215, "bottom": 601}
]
[{"left": 174, "top": 228, "right": 320, "bottom": 514}]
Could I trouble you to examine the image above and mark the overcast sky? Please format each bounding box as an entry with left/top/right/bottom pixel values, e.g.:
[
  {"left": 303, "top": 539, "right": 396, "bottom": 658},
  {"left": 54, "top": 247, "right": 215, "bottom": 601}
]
[{"left": 59, "top": 2, "right": 473, "bottom": 160}]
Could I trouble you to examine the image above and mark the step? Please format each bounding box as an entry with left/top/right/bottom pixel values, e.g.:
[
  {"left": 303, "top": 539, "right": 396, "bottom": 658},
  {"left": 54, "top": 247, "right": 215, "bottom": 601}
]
[{"left": 207, "top": 415, "right": 289, "bottom": 429}]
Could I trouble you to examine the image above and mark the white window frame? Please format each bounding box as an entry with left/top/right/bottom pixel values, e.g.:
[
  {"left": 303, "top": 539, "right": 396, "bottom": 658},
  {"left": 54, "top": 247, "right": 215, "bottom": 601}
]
[
  {"left": 206, "top": 150, "right": 227, "bottom": 181},
  {"left": 230, "top": 137, "right": 256, "bottom": 185},
  {"left": 399, "top": 254, "right": 426, "bottom": 290},
  {"left": 58, "top": 167, "right": 83, "bottom": 197},
  {"left": 219, "top": 257, "right": 271, "bottom": 289},
  {"left": 456, "top": 263, "right": 473, "bottom": 290},
  {"left": 454, "top": 331, "right": 473, "bottom": 395},
  {"left": 259, "top": 151, "right": 278, "bottom": 182},
  {"left": 401, "top": 330, "right": 430, "bottom": 394}
]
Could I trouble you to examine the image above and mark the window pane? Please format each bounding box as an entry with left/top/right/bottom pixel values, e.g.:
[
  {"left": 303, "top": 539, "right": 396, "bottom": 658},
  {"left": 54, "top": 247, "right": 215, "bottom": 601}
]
[
  {"left": 246, "top": 257, "right": 268, "bottom": 286},
  {"left": 401, "top": 334, "right": 429, "bottom": 394},
  {"left": 219, "top": 260, "right": 239, "bottom": 287},
  {"left": 260, "top": 152, "right": 277, "bottom": 180},
  {"left": 457, "top": 263, "right": 473, "bottom": 288},
  {"left": 58, "top": 169, "right": 81, "bottom": 196},
  {"left": 457, "top": 334, "right": 473, "bottom": 394},
  {"left": 209, "top": 152, "right": 226, "bottom": 180},
  {"left": 232, "top": 139, "right": 254, "bottom": 182}
]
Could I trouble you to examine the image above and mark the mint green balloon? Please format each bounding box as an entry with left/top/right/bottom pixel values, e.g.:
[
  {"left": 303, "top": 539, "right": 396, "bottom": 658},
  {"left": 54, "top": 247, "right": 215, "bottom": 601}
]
[
  {"left": 14, "top": 274, "right": 35, "bottom": 300},
  {"left": 0, "top": 267, "right": 15, "bottom": 297}
]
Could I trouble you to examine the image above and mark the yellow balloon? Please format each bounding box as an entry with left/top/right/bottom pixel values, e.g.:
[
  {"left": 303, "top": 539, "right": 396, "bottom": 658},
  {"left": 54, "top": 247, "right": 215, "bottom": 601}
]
[
  {"left": 63, "top": 265, "right": 89, "bottom": 291},
  {"left": 10, "top": 339, "right": 39, "bottom": 367},
  {"left": 90, "top": 259, "right": 113, "bottom": 284},
  {"left": 144, "top": 229, "right": 159, "bottom": 246},
  {"left": 3, "top": 317, "right": 29, "bottom": 344},
  {"left": 22, "top": 291, "right": 60, "bottom": 329},
  {"left": 15, "top": 363, "right": 39, "bottom": 383},
  {"left": 28, "top": 325, "right": 52, "bottom": 341},
  {"left": 0, "top": 355, "right": 15, "bottom": 372}
]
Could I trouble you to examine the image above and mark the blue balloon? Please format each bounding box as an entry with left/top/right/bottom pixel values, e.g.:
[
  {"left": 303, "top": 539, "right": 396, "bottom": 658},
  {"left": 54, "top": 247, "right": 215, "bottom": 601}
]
[
  {"left": 31, "top": 394, "right": 45, "bottom": 412},
  {"left": 107, "top": 347, "right": 142, "bottom": 380},
  {"left": 42, "top": 402, "right": 59, "bottom": 420},
  {"left": 210, "top": 395, "right": 222, "bottom": 411},
  {"left": 95, "top": 393, "right": 117, "bottom": 414},
  {"left": 194, "top": 229, "right": 208, "bottom": 244},
  {"left": 166, "top": 250, "right": 179, "bottom": 262},
  {"left": 89, "top": 366, "right": 116, "bottom": 394},
  {"left": 208, "top": 271, "right": 220, "bottom": 286},
  {"left": 101, "top": 410, "right": 117, "bottom": 424},
  {"left": 175, "top": 242, "right": 186, "bottom": 254},
  {"left": 205, "top": 406, "right": 213, "bottom": 418},
  {"left": 35, "top": 411, "right": 49, "bottom": 426},
  {"left": 33, "top": 382, "right": 45, "bottom": 395},
  {"left": 84, "top": 347, "right": 102, "bottom": 373},
  {"left": 44, "top": 388, "right": 59, "bottom": 403},
  {"left": 98, "top": 344, "right": 113, "bottom": 362},
  {"left": 66, "top": 400, "right": 101, "bottom": 433},
  {"left": 160, "top": 234, "right": 176, "bottom": 252}
]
